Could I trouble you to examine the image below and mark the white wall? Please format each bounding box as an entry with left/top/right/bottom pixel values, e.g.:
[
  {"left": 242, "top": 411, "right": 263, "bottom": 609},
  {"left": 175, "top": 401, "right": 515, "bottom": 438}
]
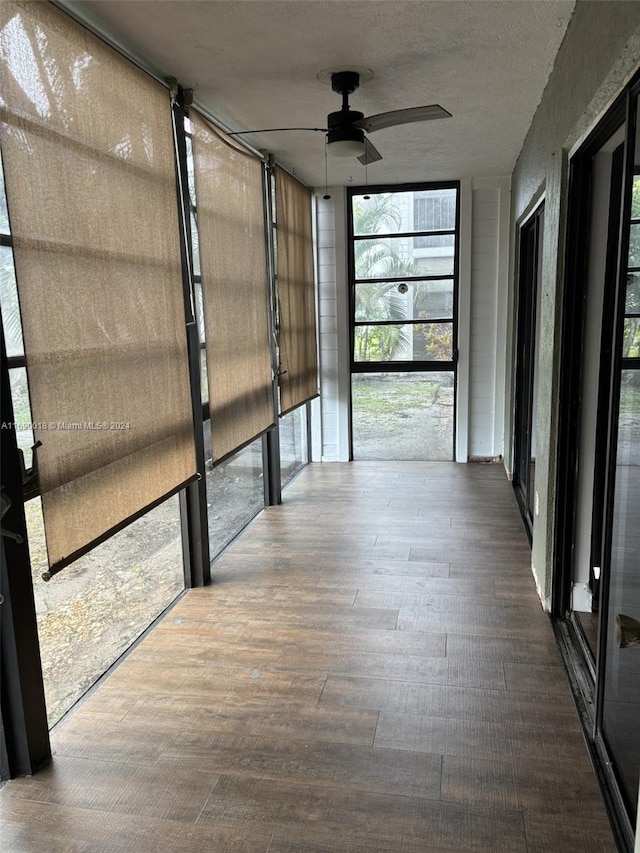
[
  {"left": 469, "top": 177, "right": 511, "bottom": 459},
  {"left": 312, "top": 179, "right": 511, "bottom": 464},
  {"left": 313, "top": 188, "right": 350, "bottom": 462}
]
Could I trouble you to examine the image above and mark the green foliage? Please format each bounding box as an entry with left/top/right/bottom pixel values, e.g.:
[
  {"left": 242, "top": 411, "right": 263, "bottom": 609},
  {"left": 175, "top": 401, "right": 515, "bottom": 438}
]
[
  {"left": 416, "top": 319, "right": 452, "bottom": 361},
  {"left": 352, "top": 195, "right": 416, "bottom": 361}
]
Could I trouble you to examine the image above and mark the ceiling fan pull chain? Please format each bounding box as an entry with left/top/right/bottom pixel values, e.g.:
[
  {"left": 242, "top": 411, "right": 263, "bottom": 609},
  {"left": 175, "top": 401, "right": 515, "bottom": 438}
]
[{"left": 323, "top": 139, "right": 331, "bottom": 200}]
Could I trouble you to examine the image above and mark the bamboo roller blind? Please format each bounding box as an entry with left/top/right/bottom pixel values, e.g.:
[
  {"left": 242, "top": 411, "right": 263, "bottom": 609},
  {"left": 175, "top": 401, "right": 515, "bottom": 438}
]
[
  {"left": 274, "top": 166, "right": 318, "bottom": 415},
  {"left": 0, "top": 1, "right": 196, "bottom": 571},
  {"left": 191, "top": 113, "right": 275, "bottom": 462}
]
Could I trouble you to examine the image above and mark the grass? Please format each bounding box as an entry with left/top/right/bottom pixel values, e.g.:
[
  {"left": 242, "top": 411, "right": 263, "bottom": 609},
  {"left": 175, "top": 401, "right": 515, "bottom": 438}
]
[
  {"left": 352, "top": 377, "right": 443, "bottom": 415},
  {"left": 619, "top": 382, "right": 640, "bottom": 414}
]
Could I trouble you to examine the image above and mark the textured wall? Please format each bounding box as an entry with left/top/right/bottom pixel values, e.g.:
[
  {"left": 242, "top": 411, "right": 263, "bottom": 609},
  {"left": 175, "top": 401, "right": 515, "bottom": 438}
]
[
  {"left": 506, "top": 1, "right": 640, "bottom": 605},
  {"left": 470, "top": 185, "right": 502, "bottom": 458}
]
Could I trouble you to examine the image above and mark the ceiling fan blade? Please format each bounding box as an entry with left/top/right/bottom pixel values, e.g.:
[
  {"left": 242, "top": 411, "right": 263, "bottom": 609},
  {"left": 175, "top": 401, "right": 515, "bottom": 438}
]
[
  {"left": 354, "top": 105, "right": 452, "bottom": 134},
  {"left": 357, "top": 138, "right": 383, "bottom": 165}
]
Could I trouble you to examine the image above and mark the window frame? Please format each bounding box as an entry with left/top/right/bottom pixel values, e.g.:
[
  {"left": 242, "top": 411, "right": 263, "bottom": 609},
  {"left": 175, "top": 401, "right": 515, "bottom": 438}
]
[{"left": 347, "top": 180, "right": 460, "bottom": 375}]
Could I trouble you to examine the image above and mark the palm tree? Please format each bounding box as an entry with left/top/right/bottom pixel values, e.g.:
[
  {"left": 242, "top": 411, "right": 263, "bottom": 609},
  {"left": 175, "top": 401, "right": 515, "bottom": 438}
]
[{"left": 352, "top": 195, "right": 417, "bottom": 361}]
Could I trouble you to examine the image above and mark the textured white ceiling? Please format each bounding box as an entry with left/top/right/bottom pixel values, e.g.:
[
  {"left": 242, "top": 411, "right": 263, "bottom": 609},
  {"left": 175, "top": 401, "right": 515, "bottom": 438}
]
[{"left": 68, "top": 0, "right": 575, "bottom": 187}]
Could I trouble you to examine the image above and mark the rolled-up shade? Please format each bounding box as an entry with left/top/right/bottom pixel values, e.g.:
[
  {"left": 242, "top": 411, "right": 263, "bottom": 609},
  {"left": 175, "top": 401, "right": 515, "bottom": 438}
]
[
  {"left": 275, "top": 166, "right": 318, "bottom": 414},
  {"left": 0, "top": 1, "right": 196, "bottom": 571},
  {"left": 191, "top": 113, "right": 274, "bottom": 462}
]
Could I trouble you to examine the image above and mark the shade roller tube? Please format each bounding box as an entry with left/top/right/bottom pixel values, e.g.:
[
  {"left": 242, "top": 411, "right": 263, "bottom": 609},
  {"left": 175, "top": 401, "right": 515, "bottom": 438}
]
[
  {"left": 0, "top": 1, "right": 196, "bottom": 571},
  {"left": 274, "top": 166, "right": 318, "bottom": 414},
  {"left": 190, "top": 113, "right": 275, "bottom": 462}
]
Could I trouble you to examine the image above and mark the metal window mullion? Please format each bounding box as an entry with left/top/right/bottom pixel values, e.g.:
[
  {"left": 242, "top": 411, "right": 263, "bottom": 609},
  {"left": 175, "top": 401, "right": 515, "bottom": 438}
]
[
  {"left": 171, "top": 93, "right": 210, "bottom": 587},
  {"left": 263, "top": 157, "right": 281, "bottom": 506},
  {"left": 354, "top": 318, "right": 454, "bottom": 327},
  {"left": 353, "top": 228, "right": 456, "bottom": 241},
  {"left": 1, "top": 323, "right": 51, "bottom": 780},
  {"left": 354, "top": 273, "right": 456, "bottom": 285}
]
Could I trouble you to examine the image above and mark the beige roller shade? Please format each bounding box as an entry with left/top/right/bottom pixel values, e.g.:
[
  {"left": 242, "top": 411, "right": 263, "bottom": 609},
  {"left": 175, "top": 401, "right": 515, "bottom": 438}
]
[
  {"left": 275, "top": 166, "right": 318, "bottom": 414},
  {"left": 0, "top": 1, "right": 196, "bottom": 572},
  {"left": 191, "top": 113, "right": 274, "bottom": 462}
]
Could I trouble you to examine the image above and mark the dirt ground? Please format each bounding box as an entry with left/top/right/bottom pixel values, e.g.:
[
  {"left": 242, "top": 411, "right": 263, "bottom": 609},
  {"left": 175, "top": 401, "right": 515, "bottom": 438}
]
[
  {"left": 26, "top": 453, "right": 269, "bottom": 726},
  {"left": 352, "top": 375, "right": 454, "bottom": 461}
]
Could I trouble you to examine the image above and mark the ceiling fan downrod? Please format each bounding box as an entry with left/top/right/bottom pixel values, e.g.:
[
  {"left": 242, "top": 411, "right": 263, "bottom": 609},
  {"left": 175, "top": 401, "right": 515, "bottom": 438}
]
[{"left": 327, "top": 71, "right": 366, "bottom": 156}]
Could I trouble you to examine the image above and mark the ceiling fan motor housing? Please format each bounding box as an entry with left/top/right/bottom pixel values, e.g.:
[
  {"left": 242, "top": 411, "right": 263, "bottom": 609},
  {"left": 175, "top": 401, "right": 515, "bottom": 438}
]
[
  {"left": 327, "top": 71, "right": 365, "bottom": 151},
  {"left": 327, "top": 108, "right": 365, "bottom": 147}
]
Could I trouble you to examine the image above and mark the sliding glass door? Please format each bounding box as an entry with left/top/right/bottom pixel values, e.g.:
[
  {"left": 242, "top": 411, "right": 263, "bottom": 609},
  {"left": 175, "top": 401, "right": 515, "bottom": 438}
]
[
  {"left": 556, "top": 74, "right": 640, "bottom": 851},
  {"left": 513, "top": 204, "right": 544, "bottom": 536},
  {"left": 598, "top": 102, "right": 640, "bottom": 832}
]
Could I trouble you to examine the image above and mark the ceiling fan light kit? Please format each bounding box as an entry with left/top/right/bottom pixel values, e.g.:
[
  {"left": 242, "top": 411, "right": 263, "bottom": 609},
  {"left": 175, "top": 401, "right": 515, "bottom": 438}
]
[{"left": 327, "top": 126, "right": 366, "bottom": 158}]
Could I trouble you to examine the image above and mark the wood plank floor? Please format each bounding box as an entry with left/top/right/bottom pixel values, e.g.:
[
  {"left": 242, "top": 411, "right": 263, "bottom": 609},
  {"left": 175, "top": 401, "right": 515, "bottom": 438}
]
[{"left": 0, "top": 462, "right": 618, "bottom": 852}]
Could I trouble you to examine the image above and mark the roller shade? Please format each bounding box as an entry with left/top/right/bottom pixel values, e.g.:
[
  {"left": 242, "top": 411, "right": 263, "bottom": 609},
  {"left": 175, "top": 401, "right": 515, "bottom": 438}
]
[
  {"left": 274, "top": 166, "right": 318, "bottom": 414},
  {"left": 191, "top": 113, "right": 274, "bottom": 462},
  {"left": 0, "top": 1, "right": 196, "bottom": 572}
]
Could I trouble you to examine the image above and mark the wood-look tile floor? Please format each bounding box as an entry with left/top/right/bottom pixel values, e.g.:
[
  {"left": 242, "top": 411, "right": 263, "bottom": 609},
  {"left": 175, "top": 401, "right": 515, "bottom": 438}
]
[{"left": 0, "top": 462, "right": 618, "bottom": 852}]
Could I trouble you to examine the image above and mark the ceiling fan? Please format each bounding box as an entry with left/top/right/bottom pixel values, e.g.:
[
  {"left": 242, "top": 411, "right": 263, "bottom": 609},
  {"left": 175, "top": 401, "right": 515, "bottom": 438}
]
[{"left": 230, "top": 70, "right": 452, "bottom": 165}]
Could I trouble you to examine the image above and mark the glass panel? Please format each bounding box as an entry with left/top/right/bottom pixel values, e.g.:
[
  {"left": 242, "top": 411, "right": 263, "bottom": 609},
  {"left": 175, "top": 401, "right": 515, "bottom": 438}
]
[
  {"left": 193, "top": 281, "right": 208, "bottom": 404},
  {"left": 26, "top": 494, "right": 184, "bottom": 726},
  {"left": 601, "top": 369, "right": 640, "bottom": 818},
  {"left": 628, "top": 222, "right": 640, "bottom": 268},
  {"left": 355, "top": 235, "right": 454, "bottom": 279},
  {"left": 352, "top": 189, "right": 456, "bottom": 236},
  {"left": 413, "top": 189, "right": 457, "bottom": 232},
  {"left": 355, "top": 279, "right": 453, "bottom": 322},
  {"left": 203, "top": 421, "right": 265, "bottom": 560},
  {"left": 8, "top": 367, "right": 34, "bottom": 466},
  {"left": 632, "top": 174, "right": 640, "bottom": 219},
  {"left": 354, "top": 322, "right": 452, "bottom": 362},
  {"left": 351, "top": 371, "right": 454, "bottom": 461},
  {"left": 626, "top": 271, "right": 640, "bottom": 314},
  {"left": 191, "top": 210, "right": 201, "bottom": 277},
  {"left": 0, "top": 244, "right": 23, "bottom": 357},
  {"left": 622, "top": 318, "right": 640, "bottom": 358},
  {"left": 0, "top": 161, "right": 9, "bottom": 234},
  {"left": 200, "top": 346, "right": 208, "bottom": 404},
  {"left": 185, "top": 133, "right": 196, "bottom": 207},
  {"left": 414, "top": 322, "right": 454, "bottom": 361},
  {"left": 279, "top": 405, "right": 308, "bottom": 487}
]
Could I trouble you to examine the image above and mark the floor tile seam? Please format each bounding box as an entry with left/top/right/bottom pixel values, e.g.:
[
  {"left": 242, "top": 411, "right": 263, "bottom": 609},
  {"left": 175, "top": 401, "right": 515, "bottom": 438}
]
[
  {"left": 6, "top": 751, "right": 163, "bottom": 781},
  {"left": 164, "top": 763, "right": 444, "bottom": 803},
  {"left": 0, "top": 789, "right": 215, "bottom": 827},
  {"left": 322, "top": 676, "right": 578, "bottom": 705},
  {"left": 198, "top": 769, "right": 530, "bottom": 823},
  {"left": 440, "top": 750, "right": 603, "bottom": 777},
  {"left": 371, "top": 739, "right": 589, "bottom": 766},
  {"left": 320, "top": 702, "right": 582, "bottom": 732},
  {"left": 371, "top": 702, "right": 582, "bottom": 731}
]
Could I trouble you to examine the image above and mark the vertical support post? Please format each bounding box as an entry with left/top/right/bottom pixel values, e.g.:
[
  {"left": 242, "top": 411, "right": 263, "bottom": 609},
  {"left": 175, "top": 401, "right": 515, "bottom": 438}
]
[
  {"left": 456, "top": 178, "right": 472, "bottom": 463},
  {"left": 1, "top": 326, "right": 51, "bottom": 779},
  {"left": 263, "top": 157, "right": 282, "bottom": 506},
  {"left": 170, "top": 92, "right": 210, "bottom": 586},
  {"left": 263, "top": 429, "right": 282, "bottom": 506}
]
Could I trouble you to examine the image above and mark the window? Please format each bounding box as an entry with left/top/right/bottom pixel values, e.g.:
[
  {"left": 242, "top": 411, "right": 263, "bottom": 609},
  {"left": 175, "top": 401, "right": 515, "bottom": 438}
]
[{"left": 348, "top": 183, "right": 459, "bottom": 461}]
